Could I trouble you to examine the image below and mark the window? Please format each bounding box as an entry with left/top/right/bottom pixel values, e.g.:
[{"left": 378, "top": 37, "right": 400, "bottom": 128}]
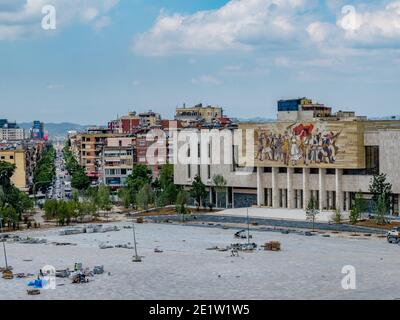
[
  {"left": 365, "top": 146, "right": 379, "bottom": 175},
  {"left": 207, "top": 165, "right": 211, "bottom": 180},
  {"left": 310, "top": 168, "right": 319, "bottom": 174},
  {"left": 278, "top": 167, "right": 287, "bottom": 174},
  {"left": 294, "top": 168, "right": 303, "bottom": 174},
  {"left": 187, "top": 165, "right": 191, "bottom": 179},
  {"left": 264, "top": 167, "right": 272, "bottom": 173},
  {"left": 326, "top": 169, "right": 335, "bottom": 175}
]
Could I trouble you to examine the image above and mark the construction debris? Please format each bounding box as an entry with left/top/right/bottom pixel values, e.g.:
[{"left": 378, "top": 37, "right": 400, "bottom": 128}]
[
  {"left": 71, "top": 273, "right": 89, "bottom": 284},
  {"left": 99, "top": 243, "right": 114, "bottom": 249},
  {"left": 234, "top": 230, "right": 252, "bottom": 240},
  {"left": 115, "top": 244, "right": 134, "bottom": 249},
  {"left": 93, "top": 266, "right": 104, "bottom": 275},
  {"left": 136, "top": 217, "right": 144, "bottom": 224},
  {"left": 56, "top": 269, "right": 71, "bottom": 278},
  {"left": 59, "top": 224, "right": 120, "bottom": 236},
  {"left": 263, "top": 241, "right": 281, "bottom": 251},
  {"left": 27, "top": 289, "right": 41, "bottom": 296},
  {"left": 2, "top": 270, "right": 13, "bottom": 280}
]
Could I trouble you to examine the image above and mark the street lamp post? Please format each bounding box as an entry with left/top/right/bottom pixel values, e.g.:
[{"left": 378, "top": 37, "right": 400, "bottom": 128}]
[{"left": 0, "top": 218, "right": 8, "bottom": 270}]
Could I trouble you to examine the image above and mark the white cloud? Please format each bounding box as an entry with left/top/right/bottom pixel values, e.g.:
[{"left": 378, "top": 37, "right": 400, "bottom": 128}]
[
  {"left": 132, "top": 0, "right": 310, "bottom": 56},
  {"left": 191, "top": 75, "right": 223, "bottom": 85},
  {"left": 0, "top": 0, "right": 119, "bottom": 40},
  {"left": 307, "top": 22, "right": 333, "bottom": 43},
  {"left": 338, "top": 2, "right": 400, "bottom": 42},
  {"left": 94, "top": 16, "right": 111, "bottom": 31},
  {"left": 47, "top": 84, "right": 64, "bottom": 90},
  {"left": 308, "top": 1, "right": 400, "bottom": 48}
]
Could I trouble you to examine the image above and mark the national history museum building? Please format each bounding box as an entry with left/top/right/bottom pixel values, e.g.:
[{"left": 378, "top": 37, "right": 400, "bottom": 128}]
[{"left": 174, "top": 98, "right": 400, "bottom": 215}]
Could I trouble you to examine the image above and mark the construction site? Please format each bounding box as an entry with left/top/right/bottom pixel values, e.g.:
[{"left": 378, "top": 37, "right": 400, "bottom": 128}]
[{"left": 1, "top": 219, "right": 400, "bottom": 300}]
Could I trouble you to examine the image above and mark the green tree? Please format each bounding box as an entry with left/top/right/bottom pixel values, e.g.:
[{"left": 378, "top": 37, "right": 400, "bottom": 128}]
[
  {"left": 212, "top": 174, "right": 227, "bottom": 208},
  {"left": 190, "top": 175, "right": 207, "bottom": 211},
  {"left": 136, "top": 184, "right": 153, "bottom": 211},
  {"left": 97, "top": 185, "right": 112, "bottom": 218},
  {"left": 33, "top": 146, "right": 56, "bottom": 193},
  {"left": 306, "top": 196, "right": 319, "bottom": 231},
  {"left": 369, "top": 173, "right": 393, "bottom": 213},
  {"left": 375, "top": 194, "right": 388, "bottom": 225},
  {"left": 176, "top": 190, "right": 189, "bottom": 220},
  {"left": 331, "top": 206, "right": 343, "bottom": 224},
  {"left": 43, "top": 199, "right": 58, "bottom": 220},
  {"left": 71, "top": 170, "right": 91, "bottom": 191},
  {"left": 0, "top": 161, "right": 16, "bottom": 188},
  {"left": 125, "top": 164, "right": 152, "bottom": 206},
  {"left": 349, "top": 191, "right": 367, "bottom": 224},
  {"left": 118, "top": 187, "right": 133, "bottom": 208}
]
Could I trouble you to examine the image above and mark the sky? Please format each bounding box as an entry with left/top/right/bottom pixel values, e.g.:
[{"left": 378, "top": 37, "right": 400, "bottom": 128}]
[{"left": 1, "top": 0, "right": 400, "bottom": 125}]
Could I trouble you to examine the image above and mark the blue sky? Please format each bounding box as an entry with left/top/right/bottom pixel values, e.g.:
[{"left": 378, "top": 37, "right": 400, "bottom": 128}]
[{"left": 1, "top": 0, "right": 400, "bottom": 124}]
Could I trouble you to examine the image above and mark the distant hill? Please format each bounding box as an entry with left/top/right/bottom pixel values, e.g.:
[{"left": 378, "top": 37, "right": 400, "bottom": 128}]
[
  {"left": 19, "top": 122, "right": 93, "bottom": 137},
  {"left": 235, "top": 117, "right": 275, "bottom": 123},
  {"left": 369, "top": 115, "right": 400, "bottom": 120}
]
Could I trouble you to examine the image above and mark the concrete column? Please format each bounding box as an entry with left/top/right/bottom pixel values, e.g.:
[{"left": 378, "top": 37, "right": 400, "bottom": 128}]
[
  {"left": 287, "top": 168, "right": 294, "bottom": 209},
  {"left": 272, "top": 167, "right": 279, "bottom": 208},
  {"left": 346, "top": 192, "right": 351, "bottom": 212},
  {"left": 303, "top": 168, "right": 310, "bottom": 210},
  {"left": 268, "top": 189, "right": 272, "bottom": 207},
  {"left": 319, "top": 168, "right": 326, "bottom": 211},
  {"left": 257, "top": 167, "right": 265, "bottom": 207},
  {"left": 232, "top": 188, "right": 235, "bottom": 209},
  {"left": 282, "top": 189, "right": 286, "bottom": 208},
  {"left": 335, "top": 169, "right": 343, "bottom": 211}
]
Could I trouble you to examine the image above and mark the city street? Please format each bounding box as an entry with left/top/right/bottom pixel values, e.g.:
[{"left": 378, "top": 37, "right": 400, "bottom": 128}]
[{"left": 48, "top": 144, "right": 71, "bottom": 200}]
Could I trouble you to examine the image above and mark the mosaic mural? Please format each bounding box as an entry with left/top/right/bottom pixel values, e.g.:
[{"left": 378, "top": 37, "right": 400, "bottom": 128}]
[{"left": 248, "top": 121, "right": 365, "bottom": 168}]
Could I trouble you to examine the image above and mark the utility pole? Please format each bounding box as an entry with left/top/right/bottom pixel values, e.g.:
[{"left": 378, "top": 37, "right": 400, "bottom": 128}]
[
  {"left": 132, "top": 220, "right": 141, "bottom": 262},
  {"left": 247, "top": 208, "right": 250, "bottom": 246},
  {"left": 0, "top": 218, "right": 8, "bottom": 270}
]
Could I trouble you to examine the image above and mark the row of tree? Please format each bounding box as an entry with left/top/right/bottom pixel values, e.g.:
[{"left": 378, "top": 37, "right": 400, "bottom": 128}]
[
  {"left": 63, "top": 144, "right": 91, "bottom": 191},
  {"left": 0, "top": 161, "right": 33, "bottom": 229},
  {"left": 308, "top": 173, "right": 394, "bottom": 226},
  {"left": 33, "top": 146, "right": 56, "bottom": 193},
  {"left": 117, "top": 163, "right": 228, "bottom": 213},
  {"left": 43, "top": 184, "right": 113, "bottom": 225}
]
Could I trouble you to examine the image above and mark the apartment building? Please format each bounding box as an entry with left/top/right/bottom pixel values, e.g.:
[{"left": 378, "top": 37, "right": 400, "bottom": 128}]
[
  {"left": 0, "top": 128, "right": 26, "bottom": 141},
  {"left": 175, "top": 104, "right": 223, "bottom": 127},
  {"left": 0, "top": 147, "right": 28, "bottom": 191},
  {"left": 101, "top": 137, "right": 136, "bottom": 188},
  {"left": 174, "top": 98, "right": 400, "bottom": 214},
  {"left": 78, "top": 128, "right": 126, "bottom": 180}
]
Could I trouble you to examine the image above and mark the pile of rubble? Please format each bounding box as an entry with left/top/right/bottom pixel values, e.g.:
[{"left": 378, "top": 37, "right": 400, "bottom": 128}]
[
  {"left": 99, "top": 242, "right": 133, "bottom": 250},
  {"left": 59, "top": 224, "right": 120, "bottom": 236}
]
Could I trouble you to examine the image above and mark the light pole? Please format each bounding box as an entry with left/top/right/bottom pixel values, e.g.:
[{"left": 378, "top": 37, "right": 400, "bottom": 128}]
[
  {"left": 132, "top": 220, "right": 141, "bottom": 262},
  {"left": 0, "top": 217, "right": 8, "bottom": 270}
]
